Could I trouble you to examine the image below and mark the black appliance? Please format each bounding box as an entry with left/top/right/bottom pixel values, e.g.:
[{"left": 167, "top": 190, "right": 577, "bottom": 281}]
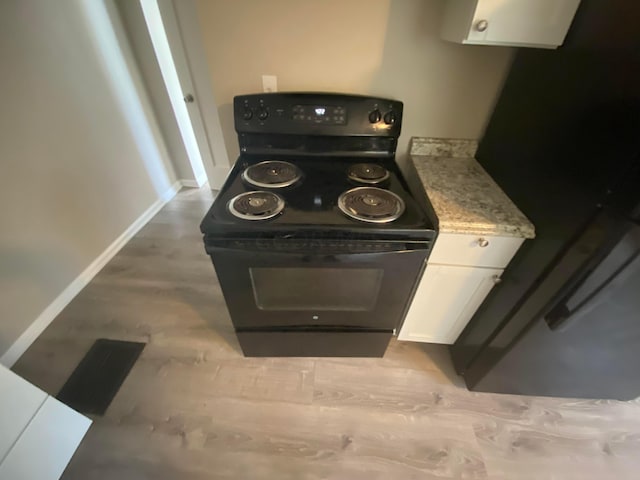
[
  {"left": 200, "top": 93, "right": 436, "bottom": 357},
  {"left": 451, "top": 0, "right": 640, "bottom": 400}
]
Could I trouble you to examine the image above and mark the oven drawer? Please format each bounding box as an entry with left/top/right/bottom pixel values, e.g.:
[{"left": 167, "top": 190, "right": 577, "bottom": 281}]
[
  {"left": 428, "top": 233, "right": 524, "bottom": 268},
  {"left": 235, "top": 328, "right": 392, "bottom": 357}
]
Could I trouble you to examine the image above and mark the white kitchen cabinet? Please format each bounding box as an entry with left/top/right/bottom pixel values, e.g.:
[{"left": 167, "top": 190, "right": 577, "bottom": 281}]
[
  {"left": 398, "top": 233, "right": 524, "bottom": 344},
  {"left": 440, "top": 0, "right": 582, "bottom": 49},
  {"left": 399, "top": 264, "right": 502, "bottom": 344}
]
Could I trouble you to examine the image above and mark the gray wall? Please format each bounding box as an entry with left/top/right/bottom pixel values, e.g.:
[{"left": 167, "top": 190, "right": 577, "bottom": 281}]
[
  {"left": 0, "top": 0, "right": 175, "bottom": 357},
  {"left": 195, "top": 0, "right": 514, "bottom": 161}
]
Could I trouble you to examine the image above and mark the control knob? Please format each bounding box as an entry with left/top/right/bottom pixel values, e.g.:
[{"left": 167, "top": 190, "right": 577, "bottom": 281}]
[
  {"left": 242, "top": 107, "right": 253, "bottom": 120},
  {"left": 257, "top": 107, "right": 269, "bottom": 121},
  {"left": 384, "top": 111, "right": 397, "bottom": 125},
  {"left": 368, "top": 109, "right": 382, "bottom": 123}
]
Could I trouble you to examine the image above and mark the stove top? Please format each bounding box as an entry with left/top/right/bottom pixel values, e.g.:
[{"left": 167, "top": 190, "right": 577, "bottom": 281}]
[
  {"left": 200, "top": 92, "right": 436, "bottom": 241},
  {"left": 200, "top": 154, "right": 435, "bottom": 240}
]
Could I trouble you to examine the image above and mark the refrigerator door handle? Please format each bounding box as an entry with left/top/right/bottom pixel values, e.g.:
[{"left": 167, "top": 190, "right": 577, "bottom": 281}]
[{"left": 545, "top": 250, "right": 640, "bottom": 331}]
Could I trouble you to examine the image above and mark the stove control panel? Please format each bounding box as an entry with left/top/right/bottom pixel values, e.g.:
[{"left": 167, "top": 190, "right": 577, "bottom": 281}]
[
  {"left": 291, "top": 104, "right": 347, "bottom": 125},
  {"left": 234, "top": 93, "right": 403, "bottom": 138}
]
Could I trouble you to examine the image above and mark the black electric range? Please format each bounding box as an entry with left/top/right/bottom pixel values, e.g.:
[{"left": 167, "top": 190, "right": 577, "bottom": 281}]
[{"left": 200, "top": 93, "right": 436, "bottom": 357}]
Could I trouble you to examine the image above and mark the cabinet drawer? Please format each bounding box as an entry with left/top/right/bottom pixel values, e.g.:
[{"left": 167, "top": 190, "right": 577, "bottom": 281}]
[{"left": 429, "top": 233, "right": 524, "bottom": 268}]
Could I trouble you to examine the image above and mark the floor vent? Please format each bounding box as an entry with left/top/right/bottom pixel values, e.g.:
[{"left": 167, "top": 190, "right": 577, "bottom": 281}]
[{"left": 57, "top": 338, "right": 145, "bottom": 415}]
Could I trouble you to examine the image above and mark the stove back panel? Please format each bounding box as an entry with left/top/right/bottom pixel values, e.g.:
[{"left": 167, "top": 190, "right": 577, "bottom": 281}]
[
  {"left": 237, "top": 134, "right": 397, "bottom": 158},
  {"left": 234, "top": 93, "right": 403, "bottom": 157}
]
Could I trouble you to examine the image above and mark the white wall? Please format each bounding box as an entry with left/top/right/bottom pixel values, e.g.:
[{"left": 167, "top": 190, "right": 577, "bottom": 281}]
[
  {"left": 0, "top": 0, "right": 176, "bottom": 361},
  {"left": 195, "top": 0, "right": 514, "bottom": 161}
]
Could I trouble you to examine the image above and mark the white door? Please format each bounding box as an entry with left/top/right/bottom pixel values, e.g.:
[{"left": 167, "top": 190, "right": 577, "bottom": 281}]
[
  {"left": 140, "top": 0, "right": 230, "bottom": 189},
  {"left": 399, "top": 264, "right": 502, "bottom": 344}
]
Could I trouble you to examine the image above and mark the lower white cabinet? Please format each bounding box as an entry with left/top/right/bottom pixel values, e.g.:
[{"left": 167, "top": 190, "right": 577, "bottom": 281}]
[
  {"left": 399, "top": 264, "right": 502, "bottom": 344},
  {"left": 398, "top": 232, "right": 524, "bottom": 344}
]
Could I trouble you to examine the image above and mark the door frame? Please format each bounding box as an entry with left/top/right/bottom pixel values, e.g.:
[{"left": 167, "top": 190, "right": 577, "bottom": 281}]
[
  {"left": 122, "top": 0, "right": 230, "bottom": 190},
  {"left": 169, "top": 0, "right": 231, "bottom": 187}
]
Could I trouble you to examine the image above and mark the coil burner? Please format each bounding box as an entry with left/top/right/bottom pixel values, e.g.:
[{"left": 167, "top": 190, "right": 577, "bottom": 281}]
[
  {"left": 228, "top": 191, "right": 285, "bottom": 221},
  {"left": 347, "top": 163, "right": 390, "bottom": 185},
  {"left": 338, "top": 187, "right": 405, "bottom": 224},
  {"left": 242, "top": 161, "right": 302, "bottom": 188}
]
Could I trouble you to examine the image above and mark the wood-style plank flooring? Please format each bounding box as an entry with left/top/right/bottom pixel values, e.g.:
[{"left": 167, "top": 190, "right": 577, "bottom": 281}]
[{"left": 12, "top": 187, "right": 640, "bottom": 480}]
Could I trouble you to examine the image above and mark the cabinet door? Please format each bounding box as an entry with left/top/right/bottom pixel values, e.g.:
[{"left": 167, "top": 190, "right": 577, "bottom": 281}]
[
  {"left": 398, "top": 264, "right": 502, "bottom": 344},
  {"left": 467, "top": 0, "right": 581, "bottom": 47}
]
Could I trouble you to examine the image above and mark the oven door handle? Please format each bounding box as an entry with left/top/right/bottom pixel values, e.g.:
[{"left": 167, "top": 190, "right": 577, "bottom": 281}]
[
  {"left": 204, "top": 240, "right": 431, "bottom": 256},
  {"left": 236, "top": 325, "right": 392, "bottom": 333}
]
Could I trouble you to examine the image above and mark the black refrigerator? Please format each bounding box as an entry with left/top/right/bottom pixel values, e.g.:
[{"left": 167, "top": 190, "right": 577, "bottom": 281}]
[{"left": 450, "top": 0, "right": 640, "bottom": 400}]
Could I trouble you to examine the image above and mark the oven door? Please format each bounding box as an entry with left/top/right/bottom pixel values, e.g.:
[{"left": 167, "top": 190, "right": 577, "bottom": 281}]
[{"left": 205, "top": 239, "right": 430, "bottom": 331}]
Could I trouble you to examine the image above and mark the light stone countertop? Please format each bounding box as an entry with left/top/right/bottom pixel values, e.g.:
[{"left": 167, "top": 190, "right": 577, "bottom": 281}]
[{"left": 410, "top": 137, "right": 535, "bottom": 239}]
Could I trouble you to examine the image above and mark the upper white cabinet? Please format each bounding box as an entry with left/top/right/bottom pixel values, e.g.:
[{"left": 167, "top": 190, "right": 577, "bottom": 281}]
[{"left": 441, "top": 0, "right": 582, "bottom": 49}]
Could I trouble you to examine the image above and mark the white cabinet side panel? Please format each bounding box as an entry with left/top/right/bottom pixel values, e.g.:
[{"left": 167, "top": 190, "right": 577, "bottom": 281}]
[
  {"left": 0, "top": 366, "right": 48, "bottom": 461},
  {"left": 440, "top": 0, "right": 478, "bottom": 43},
  {"left": 0, "top": 396, "right": 91, "bottom": 480}
]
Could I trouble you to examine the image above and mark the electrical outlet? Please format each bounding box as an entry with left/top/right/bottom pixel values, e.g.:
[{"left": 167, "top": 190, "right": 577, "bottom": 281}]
[{"left": 262, "top": 75, "right": 278, "bottom": 93}]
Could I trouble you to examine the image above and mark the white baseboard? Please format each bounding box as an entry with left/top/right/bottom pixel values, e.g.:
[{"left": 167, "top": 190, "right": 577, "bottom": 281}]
[
  {"left": 0, "top": 181, "right": 182, "bottom": 367},
  {"left": 179, "top": 178, "right": 202, "bottom": 188},
  {"left": 160, "top": 181, "right": 182, "bottom": 201}
]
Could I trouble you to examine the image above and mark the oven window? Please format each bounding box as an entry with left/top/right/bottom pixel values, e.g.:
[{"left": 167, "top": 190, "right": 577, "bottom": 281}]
[{"left": 250, "top": 268, "right": 383, "bottom": 311}]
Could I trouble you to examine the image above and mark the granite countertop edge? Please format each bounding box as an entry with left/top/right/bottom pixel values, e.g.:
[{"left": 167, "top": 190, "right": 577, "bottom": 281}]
[
  {"left": 436, "top": 222, "right": 533, "bottom": 238},
  {"left": 409, "top": 138, "right": 536, "bottom": 240}
]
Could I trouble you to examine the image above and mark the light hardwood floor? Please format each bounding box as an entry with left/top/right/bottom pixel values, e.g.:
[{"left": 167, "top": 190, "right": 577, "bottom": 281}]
[{"left": 12, "top": 187, "right": 640, "bottom": 480}]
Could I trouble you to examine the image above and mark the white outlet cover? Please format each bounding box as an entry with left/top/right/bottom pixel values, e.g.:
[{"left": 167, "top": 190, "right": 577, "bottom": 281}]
[{"left": 262, "top": 75, "right": 278, "bottom": 93}]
